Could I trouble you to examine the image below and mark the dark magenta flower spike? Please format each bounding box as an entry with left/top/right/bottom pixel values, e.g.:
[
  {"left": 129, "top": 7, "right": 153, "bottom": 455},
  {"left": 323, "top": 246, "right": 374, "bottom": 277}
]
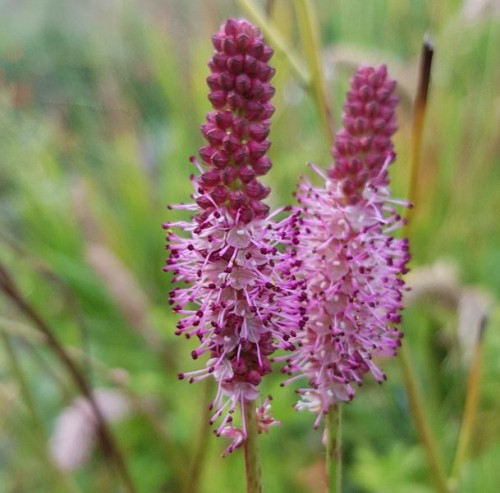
[{"left": 164, "top": 19, "right": 306, "bottom": 456}]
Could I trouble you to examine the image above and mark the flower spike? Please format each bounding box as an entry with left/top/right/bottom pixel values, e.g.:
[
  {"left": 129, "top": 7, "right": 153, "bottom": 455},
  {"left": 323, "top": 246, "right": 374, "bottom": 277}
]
[
  {"left": 164, "top": 18, "right": 306, "bottom": 455},
  {"left": 284, "top": 65, "right": 410, "bottom": 421}
]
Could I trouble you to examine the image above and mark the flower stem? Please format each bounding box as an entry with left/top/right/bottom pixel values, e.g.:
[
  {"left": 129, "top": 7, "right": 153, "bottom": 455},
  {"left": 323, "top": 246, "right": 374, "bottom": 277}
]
[
  {"left": 449, "top": 326, "right": 486, "bottom": 488},
  {"left": 325, "top": 404, "right": 342, "bottom": 493},
  {"left": 243, "top": 400, "right": 263, "bottom": 493}
]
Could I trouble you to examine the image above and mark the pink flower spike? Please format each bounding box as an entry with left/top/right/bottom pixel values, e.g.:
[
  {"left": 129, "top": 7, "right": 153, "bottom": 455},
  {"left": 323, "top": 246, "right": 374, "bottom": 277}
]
[
  {"left": 165, "top": 19, "right": 306, "bottom": 453},
  {"left": 286, "top": 65, "right": 410, "bottom": 422}
]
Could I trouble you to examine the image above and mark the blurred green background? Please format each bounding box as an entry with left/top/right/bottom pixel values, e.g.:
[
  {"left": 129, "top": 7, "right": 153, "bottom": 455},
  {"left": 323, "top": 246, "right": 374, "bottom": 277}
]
[{"left": 1, "top": 0, "right": 499, "bottom": 492}]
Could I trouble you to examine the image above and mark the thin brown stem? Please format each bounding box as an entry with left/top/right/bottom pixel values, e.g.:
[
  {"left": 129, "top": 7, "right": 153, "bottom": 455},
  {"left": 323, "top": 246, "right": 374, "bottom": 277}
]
[
  {"left": 449, "top": 322, "right": 487, "bottom": 489},
  {"left": 0, "top": 263, "right": 138, "bottom": 493},
  {"left": 406, "top": 35, "right": 434, "bottom": 231}
]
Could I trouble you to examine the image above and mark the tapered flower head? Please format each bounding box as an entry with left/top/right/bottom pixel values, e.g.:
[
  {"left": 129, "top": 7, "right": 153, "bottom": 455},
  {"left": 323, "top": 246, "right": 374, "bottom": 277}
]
[
  {"left": 282, "top": 65, "right": 410, "bottom": 425},
  {"left": 197, "top": 17, "right": 276, "bottom": 224},
  {"left": 164, "top": 18, "right": 305, "bottom": 455},
  {"left": 329, "top": 65, "right": 398, "bottom": 203}
]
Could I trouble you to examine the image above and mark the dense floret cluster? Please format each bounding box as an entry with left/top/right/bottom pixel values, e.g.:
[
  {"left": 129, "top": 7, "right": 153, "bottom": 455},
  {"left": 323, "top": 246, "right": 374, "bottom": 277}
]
[{"left": 280, "top": 66, "right": 410, "bottom": 425}]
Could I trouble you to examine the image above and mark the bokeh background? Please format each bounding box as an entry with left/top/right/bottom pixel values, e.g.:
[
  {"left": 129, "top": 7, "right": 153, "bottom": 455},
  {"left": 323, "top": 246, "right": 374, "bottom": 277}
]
[{"left": 1, "top": 0, "right": 500, "bottom": 492}]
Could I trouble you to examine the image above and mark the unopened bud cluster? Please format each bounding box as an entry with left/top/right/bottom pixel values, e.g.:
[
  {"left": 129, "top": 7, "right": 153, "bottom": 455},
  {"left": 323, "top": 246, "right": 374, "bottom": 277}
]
[
  {"left": 197, "top": 18, "right": 277, "bottom": 224},
  {"left": 329, "top": 65, "right": 398, "bottom": 203}
]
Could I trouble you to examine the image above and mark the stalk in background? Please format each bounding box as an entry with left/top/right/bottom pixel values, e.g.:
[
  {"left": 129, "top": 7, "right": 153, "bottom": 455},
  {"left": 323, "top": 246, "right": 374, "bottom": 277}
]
[{"left": 399, "top": 36, "right": 450, "bottom": 493}]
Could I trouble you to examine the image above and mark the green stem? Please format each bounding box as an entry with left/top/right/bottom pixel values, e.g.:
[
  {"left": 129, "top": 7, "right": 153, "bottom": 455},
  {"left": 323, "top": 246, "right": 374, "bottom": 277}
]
[
  {"left": 326, "top": 404, "right": 342, "bottom": 493},
  {"left": 294, "top": 0, "right": 335, "bottom": 145},
  {"left": 449, "top": 332, "right": 485, "bottom": 488},
  {"left": 399, "top": 345, "right": 449, "bottom": 493},
  {"left": 243, "top": 400, "right": 263, "bottom": 493},
  {"left": 236, "top": 0, "right": 310, "bottom": 86}
]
